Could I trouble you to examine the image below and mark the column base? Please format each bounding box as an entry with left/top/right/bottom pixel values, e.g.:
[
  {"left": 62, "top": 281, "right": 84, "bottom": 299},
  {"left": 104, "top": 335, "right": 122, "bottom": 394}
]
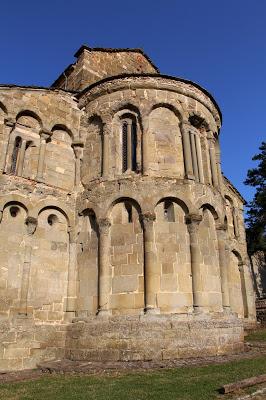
[
  {"left": 185, "top": 174, "right": 195, "bottom": 180},
  {"left": 64, "top": 311, "right": 76, "bottom": 322},
  {"left": 145, "top": 307, "right": 160, "bottom": 315},
  {"left": 193, "top": 306, "right": 208, "bottom": 314},
  {"left": 97, "top": 309, "right": 112, "bottom": 318},
  {"left": 36, "top": 176, "right": 45, "bottom": 183},
  {"left": 223, "top": 306, "right": 231, "bottom": 314}
]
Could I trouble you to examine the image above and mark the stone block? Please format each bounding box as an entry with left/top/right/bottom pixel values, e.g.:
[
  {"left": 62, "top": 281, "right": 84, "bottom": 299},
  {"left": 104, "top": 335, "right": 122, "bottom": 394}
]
[
  {"left": 110, "top": 294, "right": 135, "bottom": 309},
  {"left": 4, "top": 347, "right": 29, "bottom": 359},
  {"left": 162, "top": 263, "right": 174, "bottom": 274},
  {"left": 161, "top": 274, "right": 178, "bottom": 292},
  {"left": 112, "top": 275, "right": 138, "bottom": 294}
]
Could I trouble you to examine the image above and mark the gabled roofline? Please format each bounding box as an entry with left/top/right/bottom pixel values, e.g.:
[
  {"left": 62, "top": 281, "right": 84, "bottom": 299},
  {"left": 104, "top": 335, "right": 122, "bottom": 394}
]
[
  {"left": 51, "top": 64, "right": 76, "bottom": 89},
  {"left": 51, "top": 45, "right": 160, "bottom": 89},
  {"left": 73, "top": 45, "right": 160, "bottom": 73}
]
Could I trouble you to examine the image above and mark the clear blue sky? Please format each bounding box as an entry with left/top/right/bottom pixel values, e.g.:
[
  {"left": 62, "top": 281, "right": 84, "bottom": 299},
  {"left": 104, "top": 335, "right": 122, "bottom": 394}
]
[{"left": 1, "top": 1, "right": 265, "bottom": 203}]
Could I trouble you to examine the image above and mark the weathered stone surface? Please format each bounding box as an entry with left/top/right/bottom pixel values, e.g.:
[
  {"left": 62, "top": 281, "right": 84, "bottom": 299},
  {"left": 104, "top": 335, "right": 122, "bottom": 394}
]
[{"left": 0, "top": 45, "right": 256, "bottom": 371}]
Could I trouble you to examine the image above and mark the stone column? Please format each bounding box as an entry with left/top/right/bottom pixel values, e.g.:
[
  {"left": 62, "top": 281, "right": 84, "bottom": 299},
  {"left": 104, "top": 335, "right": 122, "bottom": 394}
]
[
  {"left": 98, "top": 218, "right": 111, "bottom": 316},
  {"left": 65, "top": 230, "right": 78, "bottom": 320},
  {"left": 239, "top": 261, "right": 249, "bottom": 318},
  {"left": 216, "top": 223, "right": 230, "bottom": 311},
  {"left": 72, "top": 141, "right": 84, "bottom": 189},
  {"left": 19, "top": 217, "right": 37, "bottom": 315},
  {"left": 215, "top": 140, "right": 223, "bottom": 190},
  {"left": 16, "top": 138, "right": 27, "bottom": 176},
  {"left": 232, "top": 207, "right": 240, "bottom": 238},
  {"left": 204, "top": 134, "right": 212, "bottom": 184},
  {"left": 36, "top": 129, "right": 52, "bottom": 181},
  {"left": 190, "top": 133, "right": 199, "bottom": 181},
  {"left": 142, "top": 116, "right": 150, "bottom": 174},
  {"left": 102, "top": 124, "right": 109, "bottom": 178},
  {"left": 141, "top": 212, "right": 159, "bottom": 314},
  {"left": 186, "top": 214, "right": 204, "bottom": 312},
  {"left": 0, "top": 118, "right": 15, "bottom": 173},
  {"left": 195, "top": 134, "right": 204, "bottom": 183},
  {"left": 180, "top": 121, "right": 194, "bottom": 179},
  {"left": 241, "top": 261, "right": 256, "bottom": 320},
  {"left": 208, "top": 135, "right": 219, "bottom": 188}
]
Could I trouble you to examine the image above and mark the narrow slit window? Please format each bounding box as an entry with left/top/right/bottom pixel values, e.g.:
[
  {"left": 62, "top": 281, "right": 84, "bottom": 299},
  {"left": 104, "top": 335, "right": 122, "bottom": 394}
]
[
  {"left": 11, "top": 137, "right": 22, "bottom": 174},
  {"left": 164, "top": 200, "right": 175, "bottom": 222},
  {"left": 122, "top": 121, "right": 128, "bottom": 172},
  {"left": 121, "top": 115, "right": 137, "bottom": 173}
]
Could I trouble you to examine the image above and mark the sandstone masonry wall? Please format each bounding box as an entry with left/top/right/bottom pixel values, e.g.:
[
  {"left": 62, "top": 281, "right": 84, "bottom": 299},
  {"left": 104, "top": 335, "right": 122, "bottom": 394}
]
[{"left": 0, "top": 47, "right": 257, "bottom": 370}]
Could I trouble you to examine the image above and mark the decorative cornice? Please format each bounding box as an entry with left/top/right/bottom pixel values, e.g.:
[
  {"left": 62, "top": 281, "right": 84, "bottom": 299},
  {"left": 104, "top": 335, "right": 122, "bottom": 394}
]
[{"left": 76, "top": 74, "right": 222, "bottom": 127}]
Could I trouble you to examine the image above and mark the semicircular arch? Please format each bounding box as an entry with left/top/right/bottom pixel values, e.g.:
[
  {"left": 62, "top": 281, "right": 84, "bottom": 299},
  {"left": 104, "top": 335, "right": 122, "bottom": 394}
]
[
  {"left": 0, "top": 195, "right": 30, "bottom": 212},
  {"left": 16, "top": 109, "right": 42, "bottom": 128},
  {"left": 148, "top": 102, "right": 183, "bottom": 121},
  {"left": 30, "top": 200, "right": 74, "bottom": 228}
]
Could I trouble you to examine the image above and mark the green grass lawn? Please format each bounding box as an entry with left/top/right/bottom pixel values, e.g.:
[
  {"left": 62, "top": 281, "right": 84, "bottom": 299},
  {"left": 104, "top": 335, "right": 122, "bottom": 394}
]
[
  {"left": 245, "top": 327, "right": 266, "bottom": 342},
  {"left": 1, "top": 357, "right": 266, "bottom": 400}
]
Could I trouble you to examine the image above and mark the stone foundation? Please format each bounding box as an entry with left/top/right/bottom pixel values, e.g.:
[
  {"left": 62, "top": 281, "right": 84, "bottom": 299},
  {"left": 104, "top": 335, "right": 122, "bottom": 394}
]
[
  {"left": 0, "top": 313, "right": 244, "bottom": 371},
  {"left": 0, "top": 316, "right": 67, "bottom": 371},
  {"left": 66, "top": 313, "right": 244, "bottom": 362}
]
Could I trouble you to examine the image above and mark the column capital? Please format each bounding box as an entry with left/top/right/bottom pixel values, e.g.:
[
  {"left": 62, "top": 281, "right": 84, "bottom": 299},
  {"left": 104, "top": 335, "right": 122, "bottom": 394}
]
[
  {"left": 39, "top": 129, "right": 52, "bottom": 141},
  {"left": 180, "top": 120, "right": 198, "bottom": 133},
  {"left": 102, "top": 123, "right": 111, "bottom": 136},
  {"left": 180, "top": 119, "right": 190, "bottom": 126},
  {"left": 140, "top": 212, "right": 156, "bottom": 225},
  {"left": 98, "top": 218, "right": 111, "bottom": 234},
  {"left": 4, "top": 118, "right": 16, "bottom": 128},
  {"left": 68, "top": 227, "right": 78, "bottom": 243},
  {"left": 232, "top": 206, "right": 238, "bottom": 215},
  {"left": 25, "top": 216, "right": 38, "bottom": 235},
  {"left": 142, "top": 116, "right": 149, "bottom": 132},
  {"left": 72, "top": 140, "right": 84, "bottom": 159},
  {"left": 179, "top": 120, "right": 191, "bottom": 131},
  {"left": 186, "top": 213, "right": 202, "bottom": 225},
  {"left": 71, "top": 140, "right": 84, "bottom": 148},
  {"left": 207, "top": 131, "right": 215, "bottom": 141},
  {"left": 186, "top": 214, "right": 202, "bottom": 234},
  {"left": 216, "top": 222, "right": 227, "bottom": 231}
]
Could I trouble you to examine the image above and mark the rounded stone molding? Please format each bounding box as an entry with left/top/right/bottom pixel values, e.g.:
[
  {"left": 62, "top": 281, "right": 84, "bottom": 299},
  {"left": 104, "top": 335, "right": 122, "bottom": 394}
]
[{"left": 78, "top": 75, "right": 221, "bottom": 129}]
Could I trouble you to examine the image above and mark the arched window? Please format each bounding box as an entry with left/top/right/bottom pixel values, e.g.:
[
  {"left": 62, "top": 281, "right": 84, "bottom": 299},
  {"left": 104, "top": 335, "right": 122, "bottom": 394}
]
[
  {"left": 164, "top": 200, "right": 175, "bottom": 222},
  {"left": 10, "top": 136, "right": 22, "bottom": 174},
  {"left": 121, "top": 115, "right": 137, "bottom": 173}
]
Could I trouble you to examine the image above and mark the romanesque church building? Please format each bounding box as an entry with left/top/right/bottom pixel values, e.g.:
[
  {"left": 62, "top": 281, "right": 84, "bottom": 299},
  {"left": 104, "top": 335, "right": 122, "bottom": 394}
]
[{"left": 0, "top": 46, "right": 256, "bottom": 370}]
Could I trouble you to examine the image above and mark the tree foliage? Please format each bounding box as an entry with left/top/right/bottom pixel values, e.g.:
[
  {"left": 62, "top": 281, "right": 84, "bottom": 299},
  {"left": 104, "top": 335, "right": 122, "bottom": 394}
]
[{"left": 244, "top": 141, "right": 266, "bottom": 255}]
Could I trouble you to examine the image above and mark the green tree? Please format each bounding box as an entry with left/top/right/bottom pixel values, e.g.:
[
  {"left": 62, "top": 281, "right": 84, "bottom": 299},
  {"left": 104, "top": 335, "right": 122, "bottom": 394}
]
[{"left": 244, "top": 141, "right": 266, "bottom": 256}]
